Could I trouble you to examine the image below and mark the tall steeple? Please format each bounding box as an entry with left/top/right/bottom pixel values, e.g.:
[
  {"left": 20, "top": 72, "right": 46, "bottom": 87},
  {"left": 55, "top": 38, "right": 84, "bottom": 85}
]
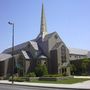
[{"left": 40, "top": 2, "right": 48, "bottom": 39}]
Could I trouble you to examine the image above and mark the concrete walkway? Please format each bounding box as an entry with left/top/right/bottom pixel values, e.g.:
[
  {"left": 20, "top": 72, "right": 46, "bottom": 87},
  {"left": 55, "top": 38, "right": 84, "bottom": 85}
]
[{"left": 0, "top": 80, "right": 90, "bottom": 90}]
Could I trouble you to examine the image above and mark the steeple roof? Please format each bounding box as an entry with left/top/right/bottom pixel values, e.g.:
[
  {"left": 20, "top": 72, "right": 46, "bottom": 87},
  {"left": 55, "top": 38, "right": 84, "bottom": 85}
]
[{"left": 40, "top": 2, "right": 47, "bottom": 39}]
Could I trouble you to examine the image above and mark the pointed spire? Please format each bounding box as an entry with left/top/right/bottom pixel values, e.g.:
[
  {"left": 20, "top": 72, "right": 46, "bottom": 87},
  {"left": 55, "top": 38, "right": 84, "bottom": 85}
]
[{"left": 40, "top": 2, "right": 48, "bottom": 39}]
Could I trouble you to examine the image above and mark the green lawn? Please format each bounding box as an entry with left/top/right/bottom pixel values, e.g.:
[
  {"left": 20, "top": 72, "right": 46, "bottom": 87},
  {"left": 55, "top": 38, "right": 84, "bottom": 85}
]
[{"left": 31, "top": 78, "right": 90, "bottom": 84}]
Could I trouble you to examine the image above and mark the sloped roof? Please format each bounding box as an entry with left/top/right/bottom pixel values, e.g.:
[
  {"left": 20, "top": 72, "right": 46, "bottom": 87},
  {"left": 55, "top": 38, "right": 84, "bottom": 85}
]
[
  {"left": 46, "top": 32, "right": 56, "bottom": 39},
  {"left": 29, "top": 41, "right": 38, "bottom": 50},
  {"left": 0, "top": 54, "right": 12, "bottom": 62},
  {"left": 36, "top": 32, "right": 56, "bottom": 41},
  {"left": 3, "top": 41, "right": 29, "bottom": 54},
  {"left": 87, "top": 51, "right": 90, "bottom": 58},
  {"left": 38, "top": 55, "right": 47, "bottom": 59},
  {"left": 21, "top": 50, "right": 30, "bottom": 59},
  {"left": 69, "top": 48, "right": 88, "bottom": 55}
]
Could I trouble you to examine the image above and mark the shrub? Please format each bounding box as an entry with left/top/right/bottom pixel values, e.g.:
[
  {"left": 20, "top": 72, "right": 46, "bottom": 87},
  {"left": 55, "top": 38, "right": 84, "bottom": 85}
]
[
  {"left": 35, "top": 64, "right": 48, "bottom": 77},
  {"left": 9, "top": 76, "right": 24, "bottom": 82},
  {"left": 25, "top": 72, "right": 36, "bottom": 77}
]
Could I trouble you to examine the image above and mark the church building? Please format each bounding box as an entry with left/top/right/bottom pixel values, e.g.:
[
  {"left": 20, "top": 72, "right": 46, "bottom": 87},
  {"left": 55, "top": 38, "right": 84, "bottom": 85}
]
[{"left": 0, "top": 3, "right": 70, "bottom": 77}]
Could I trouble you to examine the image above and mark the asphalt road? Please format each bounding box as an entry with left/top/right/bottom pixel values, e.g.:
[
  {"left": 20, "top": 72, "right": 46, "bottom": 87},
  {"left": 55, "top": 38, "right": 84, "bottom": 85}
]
[{"left": 0, "top": 84, "right": 72, "bottom": 90}]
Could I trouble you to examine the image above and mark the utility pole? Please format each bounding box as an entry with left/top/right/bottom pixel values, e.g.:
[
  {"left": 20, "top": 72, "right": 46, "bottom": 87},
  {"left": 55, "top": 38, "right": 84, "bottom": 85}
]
[{"left": 8, "top": 21, "right": 14, "bottom": 84}]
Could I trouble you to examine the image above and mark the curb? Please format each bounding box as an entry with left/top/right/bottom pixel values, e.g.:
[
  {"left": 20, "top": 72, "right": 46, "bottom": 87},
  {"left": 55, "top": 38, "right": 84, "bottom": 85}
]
[{"left": 0, "top": 82, "right": 90, "bottom": 90}]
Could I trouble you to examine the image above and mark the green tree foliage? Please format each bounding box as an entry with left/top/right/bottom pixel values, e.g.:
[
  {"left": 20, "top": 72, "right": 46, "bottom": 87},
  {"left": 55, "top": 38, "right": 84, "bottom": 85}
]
[
  {"left": 70, "top": 64, "right": 76, "bottom": 75},
  {"left": 70, "top": 58, "right": 90, "bottom": 76},
  {"left": 35, "top": 64, "right": 48, "bottom": 77},
  {"left": 81, "top": 58, "right": 90, "bottom": 75},
  {"left": 25, "top": 72, "right": 36, "bottom": 77}
]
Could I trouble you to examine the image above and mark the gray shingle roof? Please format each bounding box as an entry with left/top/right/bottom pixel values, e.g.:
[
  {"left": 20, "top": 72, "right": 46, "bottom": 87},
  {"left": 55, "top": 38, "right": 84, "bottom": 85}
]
[
  {"left": 29, "top": 41, "right": 38, "bottom": 50},
  {"left": 47, "top": 32, "right": 56, "bottom": 38},
  {"left": 3, "top": 40, "right": 39, "bottom": 54},
  {"left": 69, "top": 48, "right": 88, "bottom": 55},
  {"left": 87, "top": 51, "right": 90, "bottom": 58},
  {"left": 3, "top": 41, "right": 29, "bottom": 54},
  {"left": 21, "top": 50, "right": 30, "bottom": 59},
  {"left": 38, "top": 55, "right": 47, "bottom": 59},
  {"left": 0, "top": 54, "right": 12, "bottom": 62}
]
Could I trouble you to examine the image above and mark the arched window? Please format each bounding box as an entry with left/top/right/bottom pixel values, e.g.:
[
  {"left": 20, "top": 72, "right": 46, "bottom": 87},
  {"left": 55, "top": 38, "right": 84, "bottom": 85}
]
[{"left": 61, "top": 45, "right": 66, "bottom": 63}]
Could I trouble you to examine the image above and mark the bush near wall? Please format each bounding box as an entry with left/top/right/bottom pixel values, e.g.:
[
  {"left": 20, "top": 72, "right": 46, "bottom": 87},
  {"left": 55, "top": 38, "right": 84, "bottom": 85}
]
[
  {"left": 9, "top": 77, "right": 25, "bottom": 82},
  {"left": 70, "top": 58, "right": 90, "bottom": 75},
  {"left": 9, "top": 76, "right": 39, "bottom": 82},
  {"left": 35, "top": 64, "right": 48, "bottom": 77},
  {"left": 9, "top": 76, "right": 72, "bottom": 82},
  {"left": 25, "top": 72, "right": 36, "bottom": 77}
]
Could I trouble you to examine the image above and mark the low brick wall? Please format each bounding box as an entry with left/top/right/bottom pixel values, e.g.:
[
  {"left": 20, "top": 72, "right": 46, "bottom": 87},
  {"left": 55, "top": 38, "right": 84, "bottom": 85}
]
[
  {"left": 28, "top": 77, "right": 39, "bottom": 81},
  {"left": 9, "top": 76, "right": 73, "bottom": 82},
  {"left": 39, "top": 77, "right": 57, "bottom": 81},
  {"left": 39, "top": 76, "right": 73, "bottom": 81}
]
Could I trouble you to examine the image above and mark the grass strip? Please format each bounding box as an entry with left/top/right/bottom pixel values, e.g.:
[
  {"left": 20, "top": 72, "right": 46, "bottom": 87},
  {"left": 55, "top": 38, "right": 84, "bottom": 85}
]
[{"left": 30, "top": 78, "right": 90, "bottom": 84}]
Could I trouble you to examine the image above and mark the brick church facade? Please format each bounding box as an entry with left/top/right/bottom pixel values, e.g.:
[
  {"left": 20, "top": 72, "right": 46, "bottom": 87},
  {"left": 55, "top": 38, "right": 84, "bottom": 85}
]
[{"left": 0, "top": 3, "right": 70, "bottom": 77}]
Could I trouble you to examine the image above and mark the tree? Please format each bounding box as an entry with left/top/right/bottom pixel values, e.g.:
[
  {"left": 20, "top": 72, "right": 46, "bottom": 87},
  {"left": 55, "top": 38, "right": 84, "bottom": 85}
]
[
  {"left": 35, "top": 64, "right": 48, "bottom": 77},
  {"left": 70, "top": 64, "right": 76, "bottom": 75},
  {"left": 42, "top": 64, "right": 48, "bottom": 75},
  {"left": 70, "top": 58, "right": 90, "bottom": 76},
  {"left": 81, "top": 58, "right": 90, "bottom": 75}
]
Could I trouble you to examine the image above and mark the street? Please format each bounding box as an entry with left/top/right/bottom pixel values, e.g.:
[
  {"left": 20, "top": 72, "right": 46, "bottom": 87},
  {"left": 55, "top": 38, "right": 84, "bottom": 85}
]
[{"left": 0, "top": 84, "right": 72, "bottom": 90}]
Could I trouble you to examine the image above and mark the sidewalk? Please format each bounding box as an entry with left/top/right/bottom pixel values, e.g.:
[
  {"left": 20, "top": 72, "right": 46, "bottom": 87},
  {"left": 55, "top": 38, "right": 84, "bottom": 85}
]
[{"left": 0, "top": 80, "right": 90, "bottom": 90}]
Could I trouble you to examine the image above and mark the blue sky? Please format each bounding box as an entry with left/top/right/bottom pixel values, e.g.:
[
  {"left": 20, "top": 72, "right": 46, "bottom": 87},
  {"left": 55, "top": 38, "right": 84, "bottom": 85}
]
[{"left": 0, "top": 0, "right": 90, "bottom": 53}]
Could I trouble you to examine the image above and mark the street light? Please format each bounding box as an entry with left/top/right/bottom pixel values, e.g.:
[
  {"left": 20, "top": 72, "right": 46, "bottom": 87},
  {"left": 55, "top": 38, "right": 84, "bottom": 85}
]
[{"left": 8, "top": 21, "right": 14, "bottom": 84}]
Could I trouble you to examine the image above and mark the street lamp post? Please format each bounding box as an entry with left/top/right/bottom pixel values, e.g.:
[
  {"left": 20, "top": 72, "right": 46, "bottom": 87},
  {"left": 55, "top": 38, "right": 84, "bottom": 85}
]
[{"left": 8, "top": 21, "right": 14, "bottom": 84}]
